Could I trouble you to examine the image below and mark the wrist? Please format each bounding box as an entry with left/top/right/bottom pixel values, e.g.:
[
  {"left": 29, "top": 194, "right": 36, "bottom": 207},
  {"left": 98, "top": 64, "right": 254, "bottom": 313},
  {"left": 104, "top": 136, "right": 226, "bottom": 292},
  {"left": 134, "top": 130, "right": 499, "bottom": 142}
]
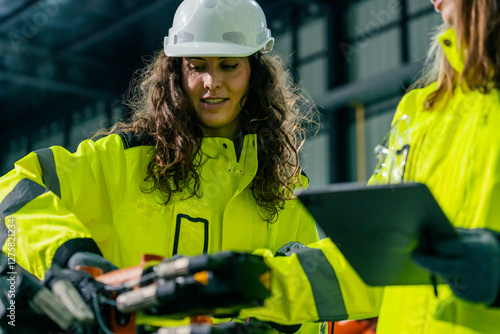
[{"left": 52, "top": 238, "right": 102, "bottom": 268}]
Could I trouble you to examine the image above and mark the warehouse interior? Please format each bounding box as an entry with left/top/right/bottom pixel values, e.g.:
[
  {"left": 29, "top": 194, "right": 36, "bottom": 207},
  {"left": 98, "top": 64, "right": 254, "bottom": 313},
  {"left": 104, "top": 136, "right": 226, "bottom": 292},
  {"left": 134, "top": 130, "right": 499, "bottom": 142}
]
[{"left": 0, "top": 0, "right": 441, "bottom": 187}]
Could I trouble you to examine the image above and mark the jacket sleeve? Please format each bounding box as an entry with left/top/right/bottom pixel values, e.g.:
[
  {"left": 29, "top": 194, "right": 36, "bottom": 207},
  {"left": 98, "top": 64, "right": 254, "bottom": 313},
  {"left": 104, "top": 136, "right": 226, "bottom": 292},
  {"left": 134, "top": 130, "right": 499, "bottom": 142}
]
[
  {"left": 296, "top": 173, "right": 321, "bottom": 244},
  {"left": 239, "top": 238, "right": 383, "bottom": 324},
  {"left": 368, "top": 90, "right": 420, "bottom": 186},
  {"left": 0, "top": 134, "right": 127, "bottom": 279}
]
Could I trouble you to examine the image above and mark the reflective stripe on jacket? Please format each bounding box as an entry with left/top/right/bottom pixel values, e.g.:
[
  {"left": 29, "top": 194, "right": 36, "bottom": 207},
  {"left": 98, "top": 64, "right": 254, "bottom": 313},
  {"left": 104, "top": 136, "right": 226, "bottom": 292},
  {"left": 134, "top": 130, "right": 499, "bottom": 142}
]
[
  {"left": 243, "top": 28, "right": 500, "bottom": 334},
  {"left": 241, "top": 238, "right": 383, "bottom": 323}
]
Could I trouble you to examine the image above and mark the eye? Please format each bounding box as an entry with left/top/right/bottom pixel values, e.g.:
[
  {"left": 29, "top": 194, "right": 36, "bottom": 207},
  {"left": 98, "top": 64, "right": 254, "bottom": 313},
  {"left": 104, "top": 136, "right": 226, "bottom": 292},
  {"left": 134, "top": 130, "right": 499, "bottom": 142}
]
[
  {"left": 188, "top": 65, "right": 203, "bottom": 71},
  {"left": 221, "top": 64, "right": 239, "bottom": 70},
  {"left": 186, "top": 62, "right": 205, "bottom": 71}
]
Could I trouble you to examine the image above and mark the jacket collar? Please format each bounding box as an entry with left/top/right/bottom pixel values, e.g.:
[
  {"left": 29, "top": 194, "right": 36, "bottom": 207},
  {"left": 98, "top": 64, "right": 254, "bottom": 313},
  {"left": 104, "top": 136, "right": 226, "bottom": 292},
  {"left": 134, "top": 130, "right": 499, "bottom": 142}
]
[
  {"left": 438, "top": 28, "right": 466, "bottom": 74},
  {"left": 200, "top": 134, "right": 258, "bottom": 176}
]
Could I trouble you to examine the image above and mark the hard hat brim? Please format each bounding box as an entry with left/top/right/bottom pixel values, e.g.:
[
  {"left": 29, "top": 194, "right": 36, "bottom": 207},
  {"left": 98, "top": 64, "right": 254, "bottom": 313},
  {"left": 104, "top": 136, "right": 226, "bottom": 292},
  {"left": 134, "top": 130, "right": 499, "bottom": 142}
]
[{"left": 164, "top": 41, "right": 264, "bottom": 58}]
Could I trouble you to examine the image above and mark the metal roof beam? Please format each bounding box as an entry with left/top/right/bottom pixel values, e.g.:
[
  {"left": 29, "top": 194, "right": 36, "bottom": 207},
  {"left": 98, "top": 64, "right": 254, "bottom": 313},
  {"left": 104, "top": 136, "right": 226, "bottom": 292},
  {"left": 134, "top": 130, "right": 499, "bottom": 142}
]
[
  {"left": 0, "top": 37, "right": 127, "bottom": 100},
  {"left": 0, "top": 69, "right": 116, "bottom": 100},
  {"left": 315, "top": 60, "right": 423, "bottom": 111},
  {"left": 0, "top": 38, "right": 122, "bottom": 72},
  {"left": 64, "top": 0, "right": 178, "bottom": 54},
  {"left": 0, "top": 0, "right": 55, "bottom": 31}
]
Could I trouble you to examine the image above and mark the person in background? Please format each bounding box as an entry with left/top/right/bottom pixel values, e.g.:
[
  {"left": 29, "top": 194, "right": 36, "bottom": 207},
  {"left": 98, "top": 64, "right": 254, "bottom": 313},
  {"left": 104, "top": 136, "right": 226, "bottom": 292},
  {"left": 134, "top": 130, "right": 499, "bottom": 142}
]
[
  {"left": 240, "top": 0, "right": 500, "bottom": 333},
  {"left": 0, "top": 0, "right": 323, "bottom": 332}
]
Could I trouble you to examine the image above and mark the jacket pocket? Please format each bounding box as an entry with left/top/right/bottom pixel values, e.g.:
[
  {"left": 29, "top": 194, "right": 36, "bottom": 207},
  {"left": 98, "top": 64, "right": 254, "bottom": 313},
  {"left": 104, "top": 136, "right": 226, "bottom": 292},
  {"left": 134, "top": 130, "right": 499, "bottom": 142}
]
[{"left": 172, "top": 214, "right": 209, "bottom": 256}]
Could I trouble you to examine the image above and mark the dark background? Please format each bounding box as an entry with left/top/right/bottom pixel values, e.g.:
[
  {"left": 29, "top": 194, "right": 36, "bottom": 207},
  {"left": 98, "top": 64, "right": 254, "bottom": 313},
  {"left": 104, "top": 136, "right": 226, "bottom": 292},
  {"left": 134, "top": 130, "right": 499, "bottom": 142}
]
[{"left": 0, "top": 0, "right": 437, "bottom": 182}]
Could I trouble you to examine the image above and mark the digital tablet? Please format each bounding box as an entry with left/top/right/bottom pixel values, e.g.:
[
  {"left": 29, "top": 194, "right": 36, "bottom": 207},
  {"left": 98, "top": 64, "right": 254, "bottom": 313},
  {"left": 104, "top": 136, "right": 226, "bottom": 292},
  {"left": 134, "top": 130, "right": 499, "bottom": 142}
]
[{"left": 297, "top": 182, "right": 457, "bottom": 286}]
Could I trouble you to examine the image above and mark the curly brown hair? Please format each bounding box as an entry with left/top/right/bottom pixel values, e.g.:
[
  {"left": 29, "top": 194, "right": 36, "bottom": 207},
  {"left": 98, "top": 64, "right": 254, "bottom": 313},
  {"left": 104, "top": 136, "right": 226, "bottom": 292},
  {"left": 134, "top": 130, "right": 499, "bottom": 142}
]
[
  {"left": 412, "top": 0, "right": 500, "bottom": 109},
  {"left": 102, "top": 50, "right": 317, "bottom": 223}
]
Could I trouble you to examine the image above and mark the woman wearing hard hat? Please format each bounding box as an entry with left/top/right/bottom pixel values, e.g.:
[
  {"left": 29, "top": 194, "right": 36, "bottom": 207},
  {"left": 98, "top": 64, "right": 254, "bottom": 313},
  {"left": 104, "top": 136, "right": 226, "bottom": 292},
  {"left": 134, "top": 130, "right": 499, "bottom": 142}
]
[
  {"left": 0, "top": 0, "right": 323, "bottom": 333},
  {"left": 240, "top": 0, "right": 500, "bottom": 333}
]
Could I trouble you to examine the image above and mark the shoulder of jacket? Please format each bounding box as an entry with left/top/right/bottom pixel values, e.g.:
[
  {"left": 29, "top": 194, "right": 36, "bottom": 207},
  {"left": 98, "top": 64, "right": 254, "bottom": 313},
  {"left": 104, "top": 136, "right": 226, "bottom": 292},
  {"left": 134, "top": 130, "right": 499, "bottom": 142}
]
[
  {"left": 402, "top": 83, "right": 437, "bottom": 107},
  {"left": 298, "top": 170, "right": 310, "bottom": 189},
  {"left": 393, "top": 83, "right": 438, "bottom": 123},
  {"left": 115, "top": 132, "right": 155, "bottom": 150},
  {"left": 91, "top": 132, "right": 155, "bottom": 150}
]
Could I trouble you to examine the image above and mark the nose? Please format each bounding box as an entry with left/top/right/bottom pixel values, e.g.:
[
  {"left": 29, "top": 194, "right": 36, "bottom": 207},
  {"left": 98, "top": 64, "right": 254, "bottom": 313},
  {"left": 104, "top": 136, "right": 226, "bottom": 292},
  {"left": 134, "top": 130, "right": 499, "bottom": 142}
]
[{"left": 203, "top": 70, "right": 222, "bottom": 91}]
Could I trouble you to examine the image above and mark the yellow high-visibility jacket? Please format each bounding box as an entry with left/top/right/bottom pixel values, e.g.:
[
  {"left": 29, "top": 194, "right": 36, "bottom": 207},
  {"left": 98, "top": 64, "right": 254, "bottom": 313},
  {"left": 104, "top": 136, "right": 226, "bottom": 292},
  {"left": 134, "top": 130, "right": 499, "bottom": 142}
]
[
  {"left": 242, "top": 28, "right": 500, "bottom": 333},
  {"left": 0, "top": 132, "right": 321, "bottom": 332}
]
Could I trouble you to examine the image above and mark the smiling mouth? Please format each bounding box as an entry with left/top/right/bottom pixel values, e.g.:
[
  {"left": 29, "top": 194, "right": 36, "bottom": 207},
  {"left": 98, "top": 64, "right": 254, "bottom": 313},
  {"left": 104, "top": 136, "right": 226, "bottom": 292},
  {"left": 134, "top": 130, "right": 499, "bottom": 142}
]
[{"left": 201, "top": 98, "right": 228, "bottom": 104}]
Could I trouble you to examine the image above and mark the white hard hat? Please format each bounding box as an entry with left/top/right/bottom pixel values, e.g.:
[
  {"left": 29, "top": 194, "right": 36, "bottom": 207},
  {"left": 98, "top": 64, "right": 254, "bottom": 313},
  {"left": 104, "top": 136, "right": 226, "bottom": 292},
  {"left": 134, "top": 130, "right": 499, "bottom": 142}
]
[{"left": 164, "top": 0, "right": 275, "bottom": 57}]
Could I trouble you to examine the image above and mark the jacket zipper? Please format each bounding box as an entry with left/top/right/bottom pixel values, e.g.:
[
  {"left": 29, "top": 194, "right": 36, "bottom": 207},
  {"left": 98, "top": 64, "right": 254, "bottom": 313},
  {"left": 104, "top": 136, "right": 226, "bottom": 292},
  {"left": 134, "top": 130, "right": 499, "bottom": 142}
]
[
  {"left": 265, "top": 224, "right": 273, "bottom": 249},
  {"left": 406, "top": 130, "right": 427, "bottom": 182}
]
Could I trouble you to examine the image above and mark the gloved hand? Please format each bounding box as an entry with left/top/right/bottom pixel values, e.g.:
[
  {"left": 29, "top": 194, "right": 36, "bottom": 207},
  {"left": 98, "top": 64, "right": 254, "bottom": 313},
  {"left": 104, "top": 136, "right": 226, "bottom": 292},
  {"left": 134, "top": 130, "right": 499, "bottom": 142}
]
[
  {"left": 275, "top": 241, "right": 306, "bottom": 257},
  {"left": 67, "top": 251, "right": 118, "bottom": 274},
  {"left": 44, "top": 266, "right": 110, "bottom": 332},
  {"left": 412, "top": 228, "right": 500, "bottom": 305},
  {"left": 55, "top": 268, "right": 108, "bottom": 305}
]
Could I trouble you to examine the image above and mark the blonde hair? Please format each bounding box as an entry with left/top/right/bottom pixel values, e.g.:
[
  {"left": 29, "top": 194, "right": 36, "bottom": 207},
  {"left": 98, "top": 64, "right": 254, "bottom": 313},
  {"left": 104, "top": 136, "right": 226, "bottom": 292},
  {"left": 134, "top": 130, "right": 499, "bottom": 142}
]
[{"left": 411, "top": 0, "right": 500, "bottom": 109}]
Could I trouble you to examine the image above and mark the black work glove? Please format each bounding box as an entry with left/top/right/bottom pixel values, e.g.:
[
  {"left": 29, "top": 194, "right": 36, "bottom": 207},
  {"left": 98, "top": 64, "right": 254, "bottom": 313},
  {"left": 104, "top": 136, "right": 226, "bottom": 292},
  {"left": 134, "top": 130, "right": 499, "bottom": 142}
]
[
  {"left": 274, "top": 241, "right": 306, "bottom": 257},
  {"left": 46, "top": 267, "right": 114, "bottom": 333},
  {"left": 412, "top": 228, "right": 500, "bottom": 305},
  {"left": 44, "top": 265, "right": 107, "bottom": 306},
  {"left": 67, "top": 251, "right": 118, "bottom": 274}
]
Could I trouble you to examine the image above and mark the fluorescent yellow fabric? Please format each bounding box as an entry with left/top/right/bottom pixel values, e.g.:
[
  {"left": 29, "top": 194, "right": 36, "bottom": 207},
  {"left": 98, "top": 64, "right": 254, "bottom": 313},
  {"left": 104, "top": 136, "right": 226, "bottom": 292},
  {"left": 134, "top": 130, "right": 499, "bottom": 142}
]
[
  {"left": 243, "top": 28, "right": 500, "bottom": 333},
  {"left": 240, "top": 238, "right": 383, "bottom": 323},
  {"left": 371, "top": 28, "right": 500, "bottom": 334},
  {"left": 0, "top": 133, "right": 322, "bottom": 333}
]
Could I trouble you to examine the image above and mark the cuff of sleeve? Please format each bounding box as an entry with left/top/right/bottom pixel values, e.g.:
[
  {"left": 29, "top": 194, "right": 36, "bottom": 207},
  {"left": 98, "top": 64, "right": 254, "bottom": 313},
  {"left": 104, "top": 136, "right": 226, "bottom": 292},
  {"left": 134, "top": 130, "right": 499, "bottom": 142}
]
[
  {"left": 491, "top": 293, "right": 500, "bottom": 307},
  {"left": 52, "top": 238, "right": 102, "bottom": 268},
  {"left": 491, "top": 231, "right": 500, "bottom": 307}
]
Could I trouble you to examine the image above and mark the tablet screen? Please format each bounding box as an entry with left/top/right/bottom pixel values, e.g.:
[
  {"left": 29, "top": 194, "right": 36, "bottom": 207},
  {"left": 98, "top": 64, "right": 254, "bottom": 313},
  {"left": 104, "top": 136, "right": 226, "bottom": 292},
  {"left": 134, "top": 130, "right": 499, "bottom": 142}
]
[{"left": 298, "top": 182, "right": 457, "bottom": 286}]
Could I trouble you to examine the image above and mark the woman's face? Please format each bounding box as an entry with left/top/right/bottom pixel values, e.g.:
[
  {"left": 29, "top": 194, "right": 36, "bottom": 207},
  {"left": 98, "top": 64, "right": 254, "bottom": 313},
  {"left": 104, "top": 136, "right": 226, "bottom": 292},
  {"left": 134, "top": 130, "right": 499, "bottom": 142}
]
[
  {"left": 182, "top": 56, "right": 251, "bottom": 139},
  {"left": 430, "top": 0, "right": 456, "bottom": 25}
]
